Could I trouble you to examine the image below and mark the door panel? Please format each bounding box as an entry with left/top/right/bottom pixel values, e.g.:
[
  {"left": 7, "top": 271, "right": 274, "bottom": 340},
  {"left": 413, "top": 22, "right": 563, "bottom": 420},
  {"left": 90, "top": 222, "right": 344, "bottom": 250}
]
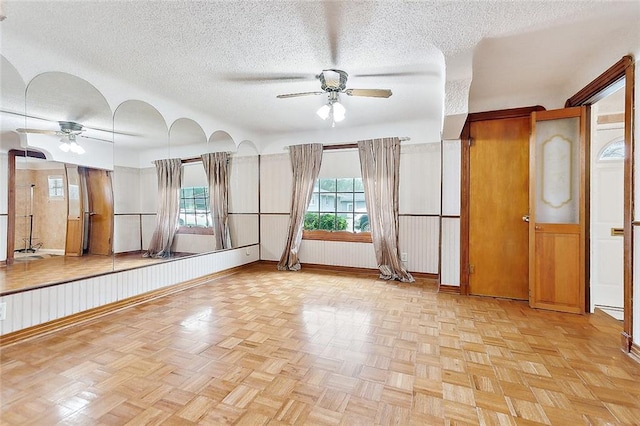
[
  {"left": 469, "top": 117, "right": 529, "bottom": 299},
  {"left": 64, "top": 165, "right": 84, "bottom": 256},
  {"left": 85, "top": 168, "right": 114, "bottom": 256},
  {"left": 530, "top": 107, "right": 587, "bottom": 313}
]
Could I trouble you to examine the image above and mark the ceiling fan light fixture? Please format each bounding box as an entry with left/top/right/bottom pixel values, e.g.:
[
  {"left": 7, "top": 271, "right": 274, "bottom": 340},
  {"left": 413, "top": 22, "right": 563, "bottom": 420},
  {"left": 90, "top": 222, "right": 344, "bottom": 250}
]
[
  {"left": 332, "top": 101, "right": 345, "bottom": 122},
  {"left": 60, "top": 134, "right": 85, "bottom": 154},
  {"left": 59, "top": 141, "right": 71, "bottom": 152},
  {"left": 316, "top": 104, "right": 331, "bottom": 120}
]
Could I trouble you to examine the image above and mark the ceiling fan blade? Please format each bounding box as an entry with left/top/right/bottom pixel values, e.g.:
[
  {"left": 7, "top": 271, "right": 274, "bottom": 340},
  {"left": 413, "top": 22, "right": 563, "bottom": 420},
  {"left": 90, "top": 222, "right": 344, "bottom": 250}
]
[
  {"left": 16, "top": 128, "right": 60, "bottom": 135},
  {"left": 277, "top": 91, "right": 325, "bottom": 99},
  {"left": 79, "top": 135, "right": 113, "bottom": 143},
  {"left": 224, "top": 73, "right": 312, "bottom": 83},
  {"left": 345, "top": 89, "right": 393, "bottom": 98},
  {"left": 353, "top": 71, "right": 438, "bottom": 78}
]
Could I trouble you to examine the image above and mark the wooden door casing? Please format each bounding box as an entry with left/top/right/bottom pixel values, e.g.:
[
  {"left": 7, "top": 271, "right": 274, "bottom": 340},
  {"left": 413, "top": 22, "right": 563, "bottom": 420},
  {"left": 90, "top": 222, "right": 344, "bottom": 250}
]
[{"left": 468, "top": 117, "right": 530, "bottom": 299}]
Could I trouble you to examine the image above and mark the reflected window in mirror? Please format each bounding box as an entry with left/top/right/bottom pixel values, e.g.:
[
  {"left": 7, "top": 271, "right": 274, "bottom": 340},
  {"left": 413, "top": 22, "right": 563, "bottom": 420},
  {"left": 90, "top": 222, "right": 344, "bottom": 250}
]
[
  {"left": 178, "top": 186, "right": 213, "bottom": 235},
  {"left": 48, "top": 175, "right": 64, "bottom": 198}
]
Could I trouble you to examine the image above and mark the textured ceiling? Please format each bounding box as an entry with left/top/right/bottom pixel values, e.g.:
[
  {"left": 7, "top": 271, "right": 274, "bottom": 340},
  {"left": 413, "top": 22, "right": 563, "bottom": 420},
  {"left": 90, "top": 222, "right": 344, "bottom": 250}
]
[{"left": 1, "top": 0, "right": 638, "bottom": 146}]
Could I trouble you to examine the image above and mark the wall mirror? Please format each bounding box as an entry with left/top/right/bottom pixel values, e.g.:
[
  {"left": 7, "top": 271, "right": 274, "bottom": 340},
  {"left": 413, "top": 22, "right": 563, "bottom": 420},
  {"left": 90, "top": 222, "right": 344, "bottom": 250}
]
[
  {"left": 112, "top": 100, "right": 170, "bottom": 271},
  {"left": 3, "top": 71, "right": 114, "bottom": 294}
]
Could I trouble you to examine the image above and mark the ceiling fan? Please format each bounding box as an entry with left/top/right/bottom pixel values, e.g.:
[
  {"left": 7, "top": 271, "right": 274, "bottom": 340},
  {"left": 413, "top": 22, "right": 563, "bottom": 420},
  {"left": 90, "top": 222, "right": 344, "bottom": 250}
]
[
  {"left": 276, "top": 69, "right": 392, "bottom": 99},
  {"left": 16, "top": 121, "right": 112, "bottom": 154},
  {"left": 277, "top": 69, "right": 392, "bottom": 126}
]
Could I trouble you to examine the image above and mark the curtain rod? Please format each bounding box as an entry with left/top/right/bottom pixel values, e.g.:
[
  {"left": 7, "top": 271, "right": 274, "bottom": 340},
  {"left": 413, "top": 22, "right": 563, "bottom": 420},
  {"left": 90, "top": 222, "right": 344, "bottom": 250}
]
[{"left": 284, "top": 136, "right": 411, "bottom": 151}]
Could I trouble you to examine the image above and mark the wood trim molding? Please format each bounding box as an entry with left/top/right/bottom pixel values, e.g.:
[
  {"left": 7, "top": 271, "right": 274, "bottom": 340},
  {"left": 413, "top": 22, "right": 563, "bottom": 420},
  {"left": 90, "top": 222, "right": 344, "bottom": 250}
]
[
  {"left": 465, "top": 106, "right": 545, "bottom": 123},
  {"left": 438, "top": 284, "right": 461, "bottom": 294},
  {"left": 567, "top": 56, "right": 635, "bottom": 353},
  {"left": 621, "top": 332, "right": 633, "bottom": 353},
  {"left": 565, "top": 56, "right": 633, "bottom": 107},
  {"left": 460, "top": 106, "right": 545, "bottom": 296},
  {"left": 0, "top": 263, "right": 254, "bottom": 347},
  {"left": 176, "top": 226, "right": 214, "bottom": 235},
  {"left": 302, "top": 230, "right": 372, "bottom": 243},
  {"left": 622, "top": 60, "right": 635, "bottom": 350}
]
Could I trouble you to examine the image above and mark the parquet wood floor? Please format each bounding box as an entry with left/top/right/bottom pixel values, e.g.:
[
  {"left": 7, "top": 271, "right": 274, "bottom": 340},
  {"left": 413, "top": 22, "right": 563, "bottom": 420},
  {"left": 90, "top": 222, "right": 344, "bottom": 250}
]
[{"left": 1, "top": 263, "right": 639, "bottom": 425}]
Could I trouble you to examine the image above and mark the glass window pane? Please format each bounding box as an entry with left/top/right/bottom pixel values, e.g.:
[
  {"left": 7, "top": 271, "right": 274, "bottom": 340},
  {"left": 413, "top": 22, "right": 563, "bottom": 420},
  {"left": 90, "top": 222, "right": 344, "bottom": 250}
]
[
  {"left": 308, "top": 193, "right": 319, "bottom": 211},
  {"left": 336, "top": 178, "right": 353, "bottom": 192},
  {"left": 319, "top": 179, "right": 336, "bottom": 192},
  {"left": 354, "top": 192, "right": 367, "bottom": 212},
  {"left": 337, "top": 193, "right": 353, "bottom": 212},
  {"left": 354, "top": 178, "right": 364, "bottom": 191},
  {"left": 304, "top": 212, "right": 319, "bottom": 230},
  {"left": 320, "top": 194, "right": 335, "bottom": 212},
  {"left": 355, "top": 213, "right": 369, "bottom": 232},
  {"left": 318, "top": 213, "right": 336, "bottom": 230},
  {"left": 337, "top": 212, "right": 352, "bottom": 232}
]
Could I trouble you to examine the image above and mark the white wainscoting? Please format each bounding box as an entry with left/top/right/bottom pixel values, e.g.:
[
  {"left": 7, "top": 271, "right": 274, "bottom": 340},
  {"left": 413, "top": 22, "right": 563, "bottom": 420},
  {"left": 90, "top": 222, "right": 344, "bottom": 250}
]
[
  {"left": 229, "top": 213, "right": 259, "bottom": 247},
  {"left": 0, "top": 245, "right": 260, "bottom": 335},
  {"left": 399, "top": 216, "right": 439, "bottom": 274},
  {"left": 0, "top": 215, "right": 6, "bottom": 262},
  {"left": 260, "top": 214, "right": 289, "bottom": 261},
  {"left": 141, "top": 214, "right": 157, "bottom": 250},
  {"left": 441, "top": 217, "right": 461, "bottom": 286},
  {"left": 299, "top": 240, "right": 377, "bottom": 269}
]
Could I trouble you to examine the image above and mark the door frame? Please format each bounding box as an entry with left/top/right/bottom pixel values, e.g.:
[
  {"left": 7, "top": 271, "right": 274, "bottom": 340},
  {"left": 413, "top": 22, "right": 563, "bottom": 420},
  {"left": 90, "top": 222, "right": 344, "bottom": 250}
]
[
  {"left": 460, "top": 106, "right": 545, "bottom": 295},
  {"left": 6, "top": 149, "right": 47, "bottom": 265},
  {"left": 565, "top": 55, "right": 635, "bottom": 352}
]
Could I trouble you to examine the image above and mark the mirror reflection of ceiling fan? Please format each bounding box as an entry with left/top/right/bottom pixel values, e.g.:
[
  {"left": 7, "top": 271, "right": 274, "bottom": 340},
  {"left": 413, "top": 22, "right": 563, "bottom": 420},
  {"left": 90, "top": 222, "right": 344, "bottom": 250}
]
[
  {"left": 276, "top": 69, "right": 392, "bottom": 126},
  {"left": 16, "top": 121, "right": 113, "bottom": 154}
]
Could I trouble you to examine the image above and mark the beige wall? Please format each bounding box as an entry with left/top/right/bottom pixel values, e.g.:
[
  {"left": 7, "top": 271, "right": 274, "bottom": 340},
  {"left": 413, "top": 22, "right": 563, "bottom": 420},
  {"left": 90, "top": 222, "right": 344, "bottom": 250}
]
[{"left": 15, "top": 169, "right": 67, "bottom": 251}]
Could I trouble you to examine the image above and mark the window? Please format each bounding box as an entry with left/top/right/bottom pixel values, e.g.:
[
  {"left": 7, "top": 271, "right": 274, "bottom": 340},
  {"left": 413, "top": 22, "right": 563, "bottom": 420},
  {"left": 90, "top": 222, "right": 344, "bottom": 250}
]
[
  {"left": 48, "top": 175, "right": 64, "bottom": 198},
  {"left": 179, "top": 186, "right": 212, "bottom": 228},
  {"left": 303, "top": 178, "right": 371, "bottom": 242},
  {"left": 598, "top": 139, "right": 624, "bottom": 161}
]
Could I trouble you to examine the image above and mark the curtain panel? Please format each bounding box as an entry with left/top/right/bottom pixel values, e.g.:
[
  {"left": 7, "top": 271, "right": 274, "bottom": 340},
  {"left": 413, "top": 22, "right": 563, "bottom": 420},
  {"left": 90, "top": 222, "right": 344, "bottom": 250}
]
[
  {"left": 358, "top": 138, "right": 414, "bottom": 282},
  {"left": 202, "top": 152, "right": 232, "bottom": 250},
  {"left": 277, "top": 143, "right": 323, "bottom": 271},
  {"left": 145, "top": 158, "right": 183, "bottom": 258}
]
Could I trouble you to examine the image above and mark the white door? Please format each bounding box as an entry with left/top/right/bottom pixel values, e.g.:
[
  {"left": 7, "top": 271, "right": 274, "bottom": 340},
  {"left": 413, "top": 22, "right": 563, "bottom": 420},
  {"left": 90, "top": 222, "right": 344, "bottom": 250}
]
[{"left": 590, "top": 138, "right": 624, "bottom": 319}]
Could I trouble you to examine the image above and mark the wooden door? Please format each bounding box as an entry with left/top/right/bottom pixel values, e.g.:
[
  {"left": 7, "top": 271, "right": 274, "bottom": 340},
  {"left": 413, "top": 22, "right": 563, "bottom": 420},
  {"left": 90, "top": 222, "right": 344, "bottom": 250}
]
[
  {"left": 529, "top": 107, "right": 587, "bottom": 314},
  {"left": 64, "top": 165, "right": 84, "bottom": 256},
  {"left": 469, "top": 117, "right": 530, "bottom": 299},
  {"left": 85, "top": 168, "right": 114, "bottom": 256}
]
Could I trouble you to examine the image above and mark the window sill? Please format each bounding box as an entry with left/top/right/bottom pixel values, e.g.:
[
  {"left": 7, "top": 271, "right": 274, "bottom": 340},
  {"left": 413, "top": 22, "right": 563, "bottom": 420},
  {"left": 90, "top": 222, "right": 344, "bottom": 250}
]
[
  {"left": 176, "top": 226, "right": 214, "bottom": 235},
  {"left": 302, "top": 230, "right": 372, "bottom": 243}
]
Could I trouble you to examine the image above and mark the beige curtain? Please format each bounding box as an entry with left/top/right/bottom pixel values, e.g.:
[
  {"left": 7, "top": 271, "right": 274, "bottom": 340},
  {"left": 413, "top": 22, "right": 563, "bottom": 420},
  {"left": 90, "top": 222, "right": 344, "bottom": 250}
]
[
  {"left": 358, "top": 138, "right": 414, "bottom": 282},
  {"left": 277, "top": 143, "right": 323, "bottom": 271},
  {"left": 202, "top": 152, "right": 231, "bottom": 250},
  {"left": 145, "top": 158, "right": 183, "bottom": 258}
]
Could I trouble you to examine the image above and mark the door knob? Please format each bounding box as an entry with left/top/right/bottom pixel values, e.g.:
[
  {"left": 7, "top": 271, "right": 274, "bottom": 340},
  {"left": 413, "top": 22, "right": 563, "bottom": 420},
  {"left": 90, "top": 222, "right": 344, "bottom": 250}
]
[{"left": 522, "top": 215, "right": 530, "bottom": 222}]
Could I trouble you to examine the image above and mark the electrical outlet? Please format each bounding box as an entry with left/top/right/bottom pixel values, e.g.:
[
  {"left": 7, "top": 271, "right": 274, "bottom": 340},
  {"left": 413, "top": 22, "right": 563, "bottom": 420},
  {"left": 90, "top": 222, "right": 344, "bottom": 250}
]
[
  {"left": 0, "top": 302, "right": 6, "bottom": 321},
  {"left": 401, "top": 252, "right": 408, "bottom": 262}
]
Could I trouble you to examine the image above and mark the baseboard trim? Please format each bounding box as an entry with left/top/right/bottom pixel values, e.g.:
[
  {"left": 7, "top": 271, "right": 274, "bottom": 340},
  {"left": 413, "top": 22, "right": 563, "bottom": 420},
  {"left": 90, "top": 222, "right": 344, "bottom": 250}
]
[
  {"left": 259, "top": 260, "right": 438, "bottom": 281},
  {"left": 630, "top": 342, "right": 640, "bottom": 363},
  {"left": 439, "top": 284, "right": 461, "bottom": 294},
  {"left": 0, "top": 264, "right": 252, "bottom": 348}
]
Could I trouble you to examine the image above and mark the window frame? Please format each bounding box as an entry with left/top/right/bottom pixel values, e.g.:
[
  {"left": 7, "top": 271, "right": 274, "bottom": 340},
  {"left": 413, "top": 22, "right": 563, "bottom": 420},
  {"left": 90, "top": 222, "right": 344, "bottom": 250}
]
[{"left": 302, "top": 177, "right": 372, "bottom": 243}]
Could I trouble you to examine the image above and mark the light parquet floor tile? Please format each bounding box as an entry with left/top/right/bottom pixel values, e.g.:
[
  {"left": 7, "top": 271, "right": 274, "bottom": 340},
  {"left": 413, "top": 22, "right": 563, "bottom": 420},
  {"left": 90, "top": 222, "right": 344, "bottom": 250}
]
[{"left": 1, "top": 264, "right": 639, "bottom": 425}]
